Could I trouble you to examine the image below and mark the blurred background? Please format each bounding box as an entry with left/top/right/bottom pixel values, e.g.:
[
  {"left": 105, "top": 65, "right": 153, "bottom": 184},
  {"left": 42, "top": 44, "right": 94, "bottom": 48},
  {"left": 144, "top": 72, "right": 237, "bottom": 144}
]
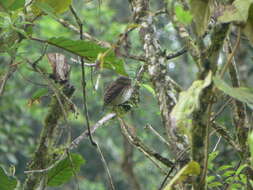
[{"left": 0, "top": 0, "right": 253, "bottom": 189}]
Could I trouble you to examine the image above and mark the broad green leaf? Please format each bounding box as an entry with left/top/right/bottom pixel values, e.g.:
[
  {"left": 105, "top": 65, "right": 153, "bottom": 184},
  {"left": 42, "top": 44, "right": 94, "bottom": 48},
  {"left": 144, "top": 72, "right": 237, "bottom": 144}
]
[
  {"left": 235, "top": 164, "right": 247, "bottom": 175},
  {"left": 32, "top": 0, "right": 72, "bottom": 15},
  {"left": 31, "top": 88, "right": 48, "bottom": 100},
  {"left": 32, "top": 2, "right": 59, "bottom": 19},
  {"left": 223, "top": 170, "right": 235, "bottom": 177},
  {"left": 239, "top": 174, "right": 247, "bottom": 183},
  {"left": 163, "top": 161, "right": 200, "bottom": 190},
  {"left": 250, "top": 180, "right": 253, "bottom": 187},
  {"left": 189, "top": 0, "right": 211, "bottom": 36},
  {"left": 170, "top": 71, "right": 212, "bottom": 135},
  {"left": 175, "top": 4, "right": 193, "bottom": 25},
  {"left": 0, "top": 166, "right": 17, "bottom": 190},
  {"left": 47, "top": 37, "right": 127, "bottom": 75},
  {"left": 208, "top": 151, "right": 219, "bottom": 170},
  {"left": 218, "top": 0, "right": 253, "bottom": 23},
  {"left": 213, "top": 76, "right": 253, "bottom": 109},
  {"left": 208, "top": 182, "right": 223, "bottom": 188},
  {"left": 47, "top": 153, "right": 85, "bottom": 187},
  {"left": 0, "top": 0, "right": 25, "bottom": 11},
  {"left": 206, "top": 175, "right": 215, "bottom": 183},
  {"left": 218, "top": 165, "right": 233, "bottom": 171},
  {"left": 249, "top": 132, "right": 253, "bottom": 165},
  {"left": 231, "top": 183, "right": 243, "bottom": 189},
  {"left": 142, "top": 84, "right": 155, "bottom": 96},
  {"left": 208, "top": 151, "right": 219, "bottom": 163}
]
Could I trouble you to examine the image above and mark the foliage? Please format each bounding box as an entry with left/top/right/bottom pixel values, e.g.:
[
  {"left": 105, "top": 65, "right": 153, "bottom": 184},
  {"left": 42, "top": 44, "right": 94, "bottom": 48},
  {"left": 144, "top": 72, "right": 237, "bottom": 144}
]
[
  {"left": 47, "top": 154, "right": 85, "bottom": 187},
  {"left": 249, "top": 132, "right": 253, "bottom": 165},
  {"left": 0, "top": 0, "right": 253, "bottom": 190},
  {"left": 164, "top": 161, "right": 200, "bottom": 190},
  {"left": 0, "top": 166, "right": 18, "bottom": 190},
  {"left": 47, "top": 37, "right": 127, "bottom": 75},
  {"left": 214, "top": 76, "right": 253, "bottom": 109},
  {"left": 170, "top": 71, "right": 212, "bottom": 135},
  {"left": 207, "top": 151, "right": 248, "bottom": 189}
]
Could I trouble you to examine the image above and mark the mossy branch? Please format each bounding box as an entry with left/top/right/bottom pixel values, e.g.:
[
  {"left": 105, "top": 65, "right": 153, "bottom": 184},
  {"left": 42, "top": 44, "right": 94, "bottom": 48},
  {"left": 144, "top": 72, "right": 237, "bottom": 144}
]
[{"left": 24, "top": 84, "right": 75, "bottom": 190}]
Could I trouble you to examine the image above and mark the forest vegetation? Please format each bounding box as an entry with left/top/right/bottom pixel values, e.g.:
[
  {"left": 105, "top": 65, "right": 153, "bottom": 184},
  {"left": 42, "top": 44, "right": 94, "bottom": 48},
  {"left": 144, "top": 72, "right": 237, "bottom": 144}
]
[{"left": 0, "top": 0, "right": 253, "bottom": 190}]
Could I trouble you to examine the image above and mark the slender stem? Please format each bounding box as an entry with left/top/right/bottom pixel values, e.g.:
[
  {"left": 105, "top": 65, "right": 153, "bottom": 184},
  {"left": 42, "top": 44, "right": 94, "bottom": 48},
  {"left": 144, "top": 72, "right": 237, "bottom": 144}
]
[
  {"left": 70, "top": 5, "right": 97, "bottom": 146},
  {"left": 220, "top": 27, "right": 241, "bottom": 78}
]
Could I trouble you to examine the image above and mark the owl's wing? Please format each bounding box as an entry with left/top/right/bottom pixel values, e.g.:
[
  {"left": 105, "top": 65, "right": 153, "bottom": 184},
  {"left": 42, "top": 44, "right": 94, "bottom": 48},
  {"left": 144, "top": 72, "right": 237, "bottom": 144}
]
[{"left": 104, "top": 82, "right": 126, "bottom": 105}]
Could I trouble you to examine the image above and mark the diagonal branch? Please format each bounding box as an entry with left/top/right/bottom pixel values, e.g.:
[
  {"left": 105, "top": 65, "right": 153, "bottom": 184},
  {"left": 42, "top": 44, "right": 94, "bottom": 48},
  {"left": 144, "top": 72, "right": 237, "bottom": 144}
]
[{"left": 118, "top": 117, "right": 173, "bottom": 169}]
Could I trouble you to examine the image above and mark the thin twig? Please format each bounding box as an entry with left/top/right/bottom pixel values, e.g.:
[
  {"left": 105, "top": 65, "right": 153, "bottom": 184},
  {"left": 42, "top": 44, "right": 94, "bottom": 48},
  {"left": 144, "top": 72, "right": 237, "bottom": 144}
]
[
  {"left": 158, "top": 147, "right": 189, "bottom": 190},
  {"left": 0, "top": 60, "right": 17, "bottom": 96},
  {"left": 211, "top": 98, "right": 233, "bottom": 122},
  {"left": 66, "top": 150, "right": 80, "bottom": 190},
  {"left": 25, "top": 112, "right": 117, "bottom": 174},
  {"left": 56, "top": 18, "right": 111, "bottom": 48},
  {"left": 69, "top": 6, "right": 117, "bottom": 184},
  {"left": 145, "top": 124, "right": 170, "bottom": 148},
  {"left": 118, "top": 117, "right": 173, "bottom": 168},
  {"left": 26, "top": 48, "right": 69, "bottom": 124},
  {"left": 96, "top": 143, "right": 116, "bottom": 190},
  {"left": 220, "top": 27, "right": 241, "bottom": 78},
  {"left": 120, "top": 120, "right": 168, "bottom": 174},
  {"left": 121, "top": 53, "right": 147, "bottom": 62},
  {"left": 212, "top": 136, "right": 221, "bottom": 152},
  {"left": 211, "top": 121, "right": 241, "bottom": 153},
  {"left": 158, "top": 165, "right": 176, "bottom": 190},
  {"left": 17, "top": 70, "right": 47, "bottom": 87},
  {"left": 24, "top": 152, "right": 67, "bottom": 174},
  {"left": 166, "top": 47, "right": 187, "bottom": 60},
  {"left": 70, "top": 5, "right": 96, "bottom": 146}
]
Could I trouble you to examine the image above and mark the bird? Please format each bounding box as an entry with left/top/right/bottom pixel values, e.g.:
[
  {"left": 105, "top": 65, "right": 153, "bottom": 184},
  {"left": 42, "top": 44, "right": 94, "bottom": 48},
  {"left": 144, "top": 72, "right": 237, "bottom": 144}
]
[{"left": 103, "top": 76, "right": 133, "bottom": 108}]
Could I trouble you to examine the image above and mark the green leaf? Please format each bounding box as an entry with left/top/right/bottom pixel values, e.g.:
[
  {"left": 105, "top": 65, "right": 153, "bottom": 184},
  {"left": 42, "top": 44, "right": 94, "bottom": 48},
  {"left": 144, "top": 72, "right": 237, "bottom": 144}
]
[
  {"left": 33, "top": 2, "right": 59, "bottom": 19},
  {"left": 208, "top": 151, "right": 219, "bottom": 162},
  {"left": 208, "top": 182, "right": 223, "bottom": 188},
  {"left": 31, "top": 88, "right": 48, "bottom": 100},
  {"left": 0, "top": 166, "right": 17, "bottom": 190},
  {"left": 208, "top": 151, "right": 219, "bottom": 170},
  {"left": 189, "top": 0, "right": 211, "bottom": 36},
  {"left": 142, "top": 84, "right": 155, "bottom": 96},
  {"left": 235, "top": 164, "right": 247, "bottom": 175},
  {"left": 231, "top": 183, "right": 243, "bottom": 189},
  {"left": 206, "top": 175, "right": 215, "bottom": 183},
  {"left": 47, "top": 37, "right": 127, "bottom": 75},
  {"left": 250, "top": 180, "right": 253, "bottom": 187},
  {"left": 47, "top": 153, "right": 85, "bottom": 187},
  {"left": 32, "top": 0, "right": 72, "bottom": 15},
  {"left": 213, "top": 76, "right": 253, "bottom": 109},
  {"left": 218, "top": 0, "right": 253, "bottom": 23},
  {"left": 218, "top": 165, "right": 233, "bottom": 171},
  {"left": 0, "top": 0, "right": 25, "bottom": 11},
  {"left": 223, "top": 170, "right": 235, "bottom": 177},
  {"left": 164, "top": 161, "right": 200, "bottom": 190},
  {"left": 239, "top": 174, "right": 247, "bottom": 183},
  {"left": 175, "top": 4, "right": 193, "bottom": 25}
]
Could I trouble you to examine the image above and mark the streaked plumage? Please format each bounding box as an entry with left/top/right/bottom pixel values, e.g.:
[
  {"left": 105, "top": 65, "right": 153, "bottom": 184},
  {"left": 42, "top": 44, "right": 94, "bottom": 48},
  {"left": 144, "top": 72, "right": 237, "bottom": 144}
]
[{"left": 104, "top": 76, "right": 133, "bottom": 107}]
